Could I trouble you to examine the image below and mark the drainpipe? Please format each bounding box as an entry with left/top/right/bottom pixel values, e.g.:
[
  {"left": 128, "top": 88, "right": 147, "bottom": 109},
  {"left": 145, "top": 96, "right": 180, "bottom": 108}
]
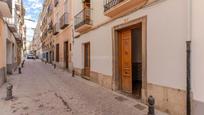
[
  {"left": 186, "top": 0, "right": 192, "bottom": 115},
  {"left": 186, "top": 41, "right": 191, "bottom": 115}
]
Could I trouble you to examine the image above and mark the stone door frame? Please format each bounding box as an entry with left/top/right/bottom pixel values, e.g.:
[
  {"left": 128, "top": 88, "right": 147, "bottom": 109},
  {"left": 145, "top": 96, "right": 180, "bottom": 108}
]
[{"left": 112, "top": 16, "right": 148, "bottom": 102}]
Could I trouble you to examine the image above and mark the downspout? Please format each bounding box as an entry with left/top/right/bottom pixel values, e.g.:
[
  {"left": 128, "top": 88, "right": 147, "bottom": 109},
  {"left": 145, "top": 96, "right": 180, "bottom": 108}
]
[{"left": 186, "top": 0, "right": 192, "bottom": 115}]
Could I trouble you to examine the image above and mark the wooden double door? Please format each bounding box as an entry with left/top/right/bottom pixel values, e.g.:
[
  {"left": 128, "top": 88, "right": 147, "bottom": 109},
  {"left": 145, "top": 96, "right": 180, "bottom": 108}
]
[
  {"left": 120, "top": 29, "right": 132, "bottom": 93},
  {"left": 84, "top": 43, "right": 90, "bottom": 77},
  {"left": 119, "top": 27, "right": 142, "bottom": 94}
]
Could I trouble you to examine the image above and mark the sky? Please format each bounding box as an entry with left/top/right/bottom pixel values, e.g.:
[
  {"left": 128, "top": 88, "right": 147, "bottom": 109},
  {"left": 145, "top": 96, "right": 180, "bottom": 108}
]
[{"left": 23, "top": 0, "right": 44, "bottom": 42}]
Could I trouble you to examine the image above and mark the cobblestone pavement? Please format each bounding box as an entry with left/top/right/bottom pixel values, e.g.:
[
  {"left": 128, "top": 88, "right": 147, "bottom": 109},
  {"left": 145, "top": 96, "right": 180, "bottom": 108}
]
[{"left": 0, "top": 60, "right": 168, "bottom": 115}]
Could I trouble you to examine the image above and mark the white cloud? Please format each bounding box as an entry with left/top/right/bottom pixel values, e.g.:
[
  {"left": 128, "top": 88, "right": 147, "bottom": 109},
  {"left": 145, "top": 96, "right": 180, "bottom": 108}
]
[
  {"left": 25, "top": 15, "right": 32, "bottom": 20},
  {"left": 24, "top": 0, "right": 43, "bottom": 41},
  {"left": 25, "top": 20, "right": 37, "bottom": 41},
  {"left": 27, "top": 0, "right": 36, "bottom": 2},
  {"left": 31, "top": 0, "right": 43, "bottom": 9}
]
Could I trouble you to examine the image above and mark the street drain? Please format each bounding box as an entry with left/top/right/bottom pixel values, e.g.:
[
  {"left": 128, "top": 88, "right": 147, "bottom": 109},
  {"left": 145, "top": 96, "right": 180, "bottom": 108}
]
[
  {"left": 134, "top": 104, "right": 146, "bottom": 111},
  {"left": 115, "top": 96, "right": 128, "bottom": 102}
]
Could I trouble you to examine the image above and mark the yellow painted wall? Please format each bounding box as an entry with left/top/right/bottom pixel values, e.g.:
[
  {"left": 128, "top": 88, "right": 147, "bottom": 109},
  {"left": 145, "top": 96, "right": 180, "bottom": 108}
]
[
  {"left": 0, "top": 18, "right": 5, "bottom": 68},
  {"left": 54, "top": 27, "right": 72, "bottom": 63},
  {"left": 52, "top": 0, "right": 73, "bottom": 67}
]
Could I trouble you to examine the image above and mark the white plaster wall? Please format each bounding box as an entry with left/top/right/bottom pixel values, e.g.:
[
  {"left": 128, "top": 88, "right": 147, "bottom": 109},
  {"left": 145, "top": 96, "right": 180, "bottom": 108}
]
[
  {"left": 91, "top": 0, "right": 110, "bottom": 25},
  {"left": 73, "top": 25, "right": 113, "bottom": 75},
  {"left": 146, "top": 0, "right": 187, "bottom": 90},
  {"left": 192, "top": 0, "right": 204, "bottom": 102},
  {"left": 73, "top": 0, "right": 83, "bottom": 19},
  {"left": 73, "top": 0, "right": 109, "bottom": 30},
  {"left": 73, "top": 0, "right": 187, "bottom": 90}
]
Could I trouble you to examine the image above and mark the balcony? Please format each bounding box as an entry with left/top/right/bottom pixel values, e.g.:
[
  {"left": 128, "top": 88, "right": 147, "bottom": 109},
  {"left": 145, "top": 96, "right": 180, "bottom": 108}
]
[
  {"left": 60, "top": 12, "right": 69, "bottom": 29},
  {"left": 44, "top": 30, "right": 48, "bottom": 37},
  {"left": 47, "top": 21, "right": 53, "bottom": 32},
  {"left": 54, "top": 0, "right": 58, "bottom": 7},
  {"left": 53, "top": 23, "right": 60, "bottom": 35},
  {"left": 15, "top": 2, "right": 21, "bottom": 11},
  {"left": 47, "top": 4, "right": 53, "bottom": 16},
  {"left": 14, "top": 32, "right": 22, "bottom": 41},
  {"left": 0, "top": 0, "right": 12, "bottom": 17},
  {"left": 74, "top": 8, "right": 92, "bottom": 33},
  {"left": 4, "top": 18, "right": 17, "bottom": 32},
  {"left": 104, "top": 0, "right": 146, "bottom": 17},
  {"left": 40, "top": 18, "right": 47, "bottom": 31},
  {"left": 41, "top": 31, "right": 47, "bottom": 41}
]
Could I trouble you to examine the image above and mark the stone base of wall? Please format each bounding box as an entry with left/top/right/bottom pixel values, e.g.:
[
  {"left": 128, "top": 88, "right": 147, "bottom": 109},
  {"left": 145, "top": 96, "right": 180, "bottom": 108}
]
[
  {"left": 74, "top": 68, "right": 83, "bottom": 76},
  {"left": 90, "top": 71, "right": 112, "bottom": 89},
  {"left": 55, "top": 61, "right": 64, "bottom": 69},
  {"left": 6, "top": 63, "right": 18, "bottom": 75},
  {"left": 55, "top": 62, "right": 73, "bottom": 72},
  {"left": 74, "top": 68, "right": 112, "bottom": 89},
  {"left": 74, "top": 68, "right": 186, "bottom": 115},
  {"left": 13, "top": 63, "right": 18, "bottom": 71},
  {"left": 193, "top": 100, "right": 204, "bottom": 115},
  {"left": 0, "top": 67, "right": 7, "bottom": 86},
  {"left": 7, "top": 64, "right": 13, "bottom": 74},
  {"left": 147, "top": 83, "right": 186, "bottom": 115}
]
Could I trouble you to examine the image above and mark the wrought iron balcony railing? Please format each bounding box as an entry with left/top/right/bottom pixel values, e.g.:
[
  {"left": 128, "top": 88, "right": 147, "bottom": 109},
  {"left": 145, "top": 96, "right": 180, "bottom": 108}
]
[
  {"left": 74, "top": 8, "right": 92, "bottom": 29},
  {"left": 47, "top": 21, "right": 53, "bottom": 32},
  {"left": 104, "top": 0, "right": 124, "bottom": 12},
  {"left": 47, "top": 4, "right": 53, "bottom": 16},
  {"left": 60, "top": 12, "right": 69, "bottom": 29},
  {"left": 53, "top": 23, "right": 60, "bottom": 35},
  {"left": 4, "top": 17, "right": 17, "bottom": 32}
]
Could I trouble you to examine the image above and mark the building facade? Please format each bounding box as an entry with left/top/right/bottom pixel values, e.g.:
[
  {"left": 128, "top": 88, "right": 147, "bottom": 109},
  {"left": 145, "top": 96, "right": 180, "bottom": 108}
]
[
  {"left": 32, "top": 16, "right": 43, "bottom": 59},
  {"left": 0, "top": 0, "right": 12, "bottom": 86},
  {"left": 73, "top": 0, "right": 188, "bottom": 115},
  {"left": 33, "top": 0, "right": 204, "bottom": 114},
  {"left": 52, "top": 0, "right": 73, "bottom": 71},
  {"left": 191, "top": 0, "right": 204, "bottom": 115},
  {"left": 40, "top": 0, "right": 52, "bottom": 62},
  {"left": 0, "top": 0, "right": 25, "bottom": 86},
  {"left": 39, "top": 0, "right": 73, "bottom": 71}
]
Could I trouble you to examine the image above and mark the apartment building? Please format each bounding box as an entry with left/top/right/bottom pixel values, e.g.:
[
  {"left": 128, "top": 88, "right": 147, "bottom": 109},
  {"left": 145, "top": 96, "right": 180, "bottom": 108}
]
[
  {"left": 0, "top": 0, "right": 25, "bottom": 86},
  {"left": 73, "top": 0, "right": 189, "bottom": 114},
  {"left": 15, "top": 0, "right": 25, "bottom": 65},
  {"left": 39, "top": 0, "right": 72, "bottom": 70},
  {"left": 52, "top": 0, "right": 73, "bottom": 71},
  {"left": 22, "top": 25, "right": 26, "bottom": 58},
  {"left": 0, "top": 0, "right": 12, "bottom": 86},
  {"left": 32, "top": 17, "right": 43, "bottom": 59},
  {"left": 40, "top": 0, "right": 52, "bottom": 62}
]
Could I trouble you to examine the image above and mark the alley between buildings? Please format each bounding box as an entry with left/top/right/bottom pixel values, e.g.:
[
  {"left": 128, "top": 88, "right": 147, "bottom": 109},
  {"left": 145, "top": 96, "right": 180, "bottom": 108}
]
[{"left": 0, "top": 60, "right": 166, "bottom": 115}]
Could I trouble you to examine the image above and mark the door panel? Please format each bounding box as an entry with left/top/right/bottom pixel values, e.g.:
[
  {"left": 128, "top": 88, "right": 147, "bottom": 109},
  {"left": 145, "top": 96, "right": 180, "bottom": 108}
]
[
  {"left": 56, "top": 44, "right": 59, "bottom": 62},
  {"left": 64, "top": 42, "right": 69, "bottom": 69},
  {"left": 120, "top": 29, "right": 132, "bottom": 93},
  {"left": 84, "top": 43, "right": 90, "bottom": 77}
]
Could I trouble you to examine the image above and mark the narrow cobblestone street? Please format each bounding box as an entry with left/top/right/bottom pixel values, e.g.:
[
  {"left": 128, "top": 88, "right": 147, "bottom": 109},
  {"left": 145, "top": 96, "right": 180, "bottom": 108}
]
[{"left": 0, "top": 60, "right": 166, "bottom": 115}]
